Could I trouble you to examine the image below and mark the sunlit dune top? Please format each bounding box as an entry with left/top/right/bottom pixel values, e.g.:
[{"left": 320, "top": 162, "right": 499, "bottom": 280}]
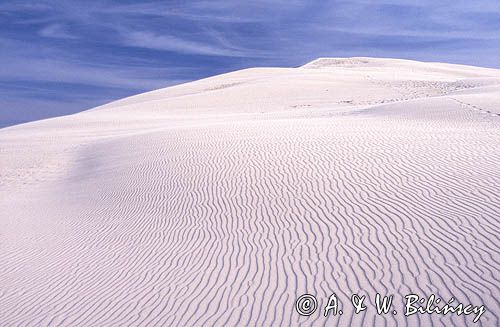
[
  {"left": 302, "top": 57, "right": 378, "bottom": 68},
  {"left": 300, "top": 57, "right": 455, "bottom": 69},
  {"left": 301, "top": 57, "right": 499, "bottom": 72}
]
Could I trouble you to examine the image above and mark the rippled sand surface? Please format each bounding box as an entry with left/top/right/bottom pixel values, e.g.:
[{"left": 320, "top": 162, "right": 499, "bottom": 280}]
[{"left": 1, "top": 58, "right": 499, "bottom": 326}]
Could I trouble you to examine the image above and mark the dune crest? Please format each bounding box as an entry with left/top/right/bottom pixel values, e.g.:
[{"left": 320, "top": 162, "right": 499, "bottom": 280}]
[{"left": 1, "top": 58, "right": 499, "bottom": 326}]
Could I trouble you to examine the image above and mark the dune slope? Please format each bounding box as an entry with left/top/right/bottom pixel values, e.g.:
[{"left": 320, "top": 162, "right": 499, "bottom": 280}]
[{"left": 0, "top": 58, "right": 499, "bottom": 326}]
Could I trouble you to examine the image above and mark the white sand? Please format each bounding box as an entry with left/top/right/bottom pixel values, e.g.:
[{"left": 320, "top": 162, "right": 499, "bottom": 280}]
[{"left": 0, "top": 57, "right": 499, "bottom": 326}]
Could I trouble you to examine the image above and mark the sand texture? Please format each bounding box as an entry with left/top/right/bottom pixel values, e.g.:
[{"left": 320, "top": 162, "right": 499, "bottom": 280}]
[{"left": 1, "top": 58, "right": 499, "bottom": 326}]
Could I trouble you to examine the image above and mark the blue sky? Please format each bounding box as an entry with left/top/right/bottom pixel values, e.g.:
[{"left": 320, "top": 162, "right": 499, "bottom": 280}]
[{"left": 2, "top": 0, "right": 500, "bottom": 126}]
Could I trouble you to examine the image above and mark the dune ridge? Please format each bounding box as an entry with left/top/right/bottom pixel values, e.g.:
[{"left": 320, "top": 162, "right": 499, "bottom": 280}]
[{"left": 0, "top": 58, "right": 499, "bottom": 326}]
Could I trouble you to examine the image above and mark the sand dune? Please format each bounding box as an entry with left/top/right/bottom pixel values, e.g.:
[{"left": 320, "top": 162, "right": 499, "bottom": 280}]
[{"left": 0, "top": 58, "right": 499, "bottom": 326}]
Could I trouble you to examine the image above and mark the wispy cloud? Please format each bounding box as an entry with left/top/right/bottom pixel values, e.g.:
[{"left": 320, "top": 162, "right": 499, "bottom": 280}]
[
  {"left": 123, "top": 31, "right": 251, "bottom": 57},
  {"left": 39, "top": 23, "right": 77, "bottom": 39},
  {"left": 0, "top": 38, "right": 186, "bottom": 89}
]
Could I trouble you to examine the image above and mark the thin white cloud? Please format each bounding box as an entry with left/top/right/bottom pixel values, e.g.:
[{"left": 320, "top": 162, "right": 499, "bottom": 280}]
[
  {"left": 123, "top": 31, "right": 251, "bottom": 57},
  {"left": 0, "top": 38, "right": 185, "bottom": 90},
  {"left": 1, "top": 57, "right": 179, "bottom": 90},
  {"left": 39, "top": 24, "right": 77, "bottom": 39}
]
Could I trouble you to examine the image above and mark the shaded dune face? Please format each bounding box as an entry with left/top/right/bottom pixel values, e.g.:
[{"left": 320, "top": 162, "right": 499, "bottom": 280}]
[{"left": 0, "top": 58, "right": 499, "bottom": 326}]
